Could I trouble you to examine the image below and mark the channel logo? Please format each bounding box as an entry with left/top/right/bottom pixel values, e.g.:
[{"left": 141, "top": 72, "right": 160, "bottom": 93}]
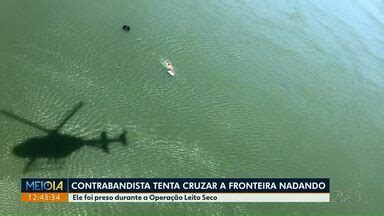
[{"left": 21, "top": 178, "right": 67, "bottom": 192}]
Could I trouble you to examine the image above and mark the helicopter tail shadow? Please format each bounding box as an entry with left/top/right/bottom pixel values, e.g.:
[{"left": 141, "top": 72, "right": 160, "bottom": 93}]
[
  {"left": 119, "top": 131, "right": 128, "bottom": 146},
  {"left": 98, "top": 130, "right": 128, "bottom": 153}
]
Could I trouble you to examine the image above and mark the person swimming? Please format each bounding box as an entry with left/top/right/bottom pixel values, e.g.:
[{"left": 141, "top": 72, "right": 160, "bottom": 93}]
[
  {"left": 166, "top": 62, "right": 174, "bottom": 71},
  {"left": 160, "top": 59, "right": 176, "bottom": 76}
]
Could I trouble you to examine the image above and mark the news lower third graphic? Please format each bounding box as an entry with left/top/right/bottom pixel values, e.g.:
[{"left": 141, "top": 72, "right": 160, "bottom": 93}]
[{"left": 21, "top": 178, "right": 330, "bottom": 202}]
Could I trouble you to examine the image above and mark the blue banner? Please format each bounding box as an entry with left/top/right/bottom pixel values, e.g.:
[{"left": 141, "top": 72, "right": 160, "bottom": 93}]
[{"left": 22, "top": 178, "right": 329, "bottom": 193}]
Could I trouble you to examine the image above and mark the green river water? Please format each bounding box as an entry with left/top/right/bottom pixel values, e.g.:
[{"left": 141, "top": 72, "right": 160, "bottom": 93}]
[{"left": 0, "top": 0, "right": 383, "bottom": 215}]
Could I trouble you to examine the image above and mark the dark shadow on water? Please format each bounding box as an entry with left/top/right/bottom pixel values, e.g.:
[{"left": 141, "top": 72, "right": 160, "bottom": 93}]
[{"left": 1, "top": 102, "right": 128, "bottom": 173}]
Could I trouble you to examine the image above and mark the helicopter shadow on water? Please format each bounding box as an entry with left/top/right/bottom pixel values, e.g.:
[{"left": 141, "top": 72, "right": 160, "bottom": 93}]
[{"left": 0, "top": 102, "right": 128, "bottom": 173}]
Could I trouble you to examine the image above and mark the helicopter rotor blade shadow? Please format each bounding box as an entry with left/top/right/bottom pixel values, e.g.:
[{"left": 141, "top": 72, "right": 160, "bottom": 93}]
[
  {"left": 23, "top": 158, "right": 36, "bottom": 173},
  {"left": 0, "top": 110, "right": 51, "bottom": 133},
  {"left": 55, "top": 101, "right": 84, "bottom": 131}
]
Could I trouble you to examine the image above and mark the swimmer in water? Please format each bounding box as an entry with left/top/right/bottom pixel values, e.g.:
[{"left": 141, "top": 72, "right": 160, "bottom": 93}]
[{"left": 166, "top": 62, "right": 174, "bottom": 71}]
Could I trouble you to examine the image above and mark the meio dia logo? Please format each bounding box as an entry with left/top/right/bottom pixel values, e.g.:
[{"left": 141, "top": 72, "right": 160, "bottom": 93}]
[{"left": 22, "top": 179, "right": 67, "bottom": 192}]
